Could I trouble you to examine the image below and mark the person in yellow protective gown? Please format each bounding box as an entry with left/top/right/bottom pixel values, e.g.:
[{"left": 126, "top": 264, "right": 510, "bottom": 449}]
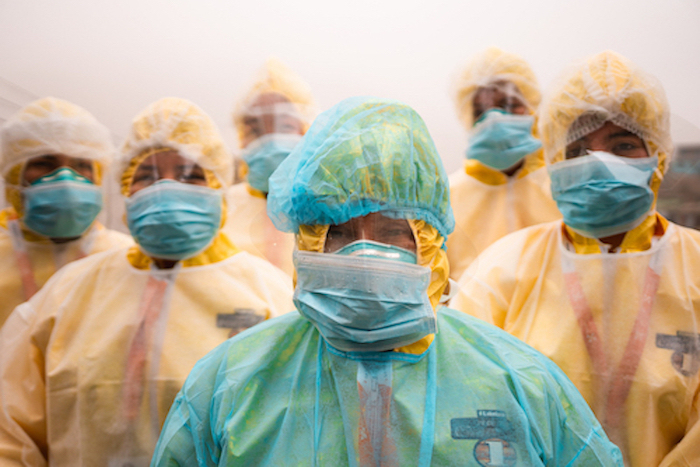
[
  {"left": 446, "top": 47, "right": 560, "bottom": 279},
  {"left": 0, "top": 97, "right": 132, "bottom": 327},
  {"left": 451, "top": 51, "right": 700, "bottom": 466},
  {"left": 222, "top": 58, "right": 317, "bottom": 277},
  {"left": 0, "top": 97, "right": 294, "bottom": 466},
  {"left": 152, "top": 96, "right": 622, "bottom": 466}
]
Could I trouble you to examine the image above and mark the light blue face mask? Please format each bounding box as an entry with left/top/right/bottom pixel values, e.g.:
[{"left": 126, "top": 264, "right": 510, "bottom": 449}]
[
  {"left": 466, "top": 108, "right": 542, "bottom": 171},
  {"left": 125, "top": 180, "right": 222, "bottom": 261},
  {"left": 549, "top": 151, "right": 658, "bottom": 239},
  {"left": 242, "top": 133, "right": 303, "bottom": 193},
  {"left": 334, "top": 239, "right": 417, "bottom": 264},
  {"left": 293, "top": 249, "right": 436, "bottom": 353},
  {"left": 22, "top": 167, "right": 103, "bottom": 238}
]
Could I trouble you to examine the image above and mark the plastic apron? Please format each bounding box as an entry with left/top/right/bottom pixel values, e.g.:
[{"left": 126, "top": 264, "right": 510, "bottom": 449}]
[
  {"left": 0, "top": 247, "right": 293, "bottom": 466},
  {"left": 451, "top": 220, "right": 700, "bottom": 467}
]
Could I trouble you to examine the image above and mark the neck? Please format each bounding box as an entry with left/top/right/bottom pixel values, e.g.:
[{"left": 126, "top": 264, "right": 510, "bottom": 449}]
[
  {"left": 152, "top": 258, "right": 179, "bottom": 269},
  {"left": 501, "top": 160, "right": 524, "bottom": 177},
  {"left": 50, "top": 236, "right": 81, "bottom": 244},
  {"left": 597, "top": 232, "right": 627, "bottom": 251}
]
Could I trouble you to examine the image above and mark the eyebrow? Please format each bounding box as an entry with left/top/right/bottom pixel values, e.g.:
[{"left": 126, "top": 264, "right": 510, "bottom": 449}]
[{"left": 606, "top": 130, "right": 638, "bottom": 139}]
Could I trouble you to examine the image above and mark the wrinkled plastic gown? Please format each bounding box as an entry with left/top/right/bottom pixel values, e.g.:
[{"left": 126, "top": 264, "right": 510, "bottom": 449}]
[{"left": 152, "top": 308, "right": 622, "bottom": 466}]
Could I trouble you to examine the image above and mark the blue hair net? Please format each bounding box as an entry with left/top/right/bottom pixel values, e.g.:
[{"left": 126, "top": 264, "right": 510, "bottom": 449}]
[{"left": 267, "top": 96, "right": 454, "bottom": 239}]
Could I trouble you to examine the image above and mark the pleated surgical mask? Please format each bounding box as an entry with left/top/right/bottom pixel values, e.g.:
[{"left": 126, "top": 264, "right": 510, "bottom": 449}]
[
  {"left": 22, "top": 167, "right": 102, "bottom": 238},
  {"left": 467, "top": 108, "right": 542, "bottom": 170},
  {"left": 294, "top": 250, "right": 435, "bottom": 352},
  {"left": 549, "top": 151, "right": 658, "bottom": 238},
  {"left": 242, "top": 133, "right": 303, "bottom": 193},
  {"left": 125, "top": 180, "right": 222, "bottom": 261}
]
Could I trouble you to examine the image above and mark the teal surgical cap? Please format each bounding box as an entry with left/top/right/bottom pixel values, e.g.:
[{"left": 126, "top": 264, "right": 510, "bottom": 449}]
[{"left": 267, "top": 96, "right": 455, "bottom": 239}]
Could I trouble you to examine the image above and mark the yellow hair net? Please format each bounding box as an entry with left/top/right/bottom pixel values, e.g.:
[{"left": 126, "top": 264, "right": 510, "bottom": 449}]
[
  {"left": 119, "top": 97, "right": 232, "bottom": 193},
  {"left": 232, "top": 57, "right": 317, "bottom": 141},
  {"left": 0, "top": 97, "right": 111, "bottom": 215},
  {"left": 538, "top": 50, "right": 672, "bottom": 173},
  {"left": 453, "top": 47, "right": 541, "bottom": 128},
  {"left": 296, "top": 220, "right": 449, "bottom": 310}
]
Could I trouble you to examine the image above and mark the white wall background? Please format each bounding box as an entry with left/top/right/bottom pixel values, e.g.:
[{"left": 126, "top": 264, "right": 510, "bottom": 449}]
[{"left": 1, "top": 0, "right": 699, "bottom": 229}]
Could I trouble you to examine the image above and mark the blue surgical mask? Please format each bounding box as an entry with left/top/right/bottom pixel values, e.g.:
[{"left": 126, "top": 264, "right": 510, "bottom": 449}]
[
  {"left": 466, "top": 109, "right": 542, "bottom": 171},
  {"left": 125, "top": 180, "right": 222, "bottom": 261},
  {"left": 294, "top": 250, "right": 436, "bottom": 353},
  {"left": 242, "top": 133, "right": 303, "bottom": 193},
  {"left": 549, "top": 151, "right": 658, "bottom": 239},
  {"left": 334, "top": 239, "right": 417, "bottom": 264},
  {"left": 22, "top": 167, "right": 102, "bottom": 238}
]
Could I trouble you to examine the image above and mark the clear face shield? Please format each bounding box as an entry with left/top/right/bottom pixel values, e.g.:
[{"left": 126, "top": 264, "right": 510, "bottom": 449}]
[
  {"left": 128, "top": 150, "right": 209, "bottom": 195},
  {"left": 471, "top": 80, "right": 530, "bottom": 124},
  {"left": 238, "top": 100, "right": 307, "bottom": 193},
  {"left": 324, "top": 212, "right": 418, "bottom": 263},
  {"left": 21, "top": 154, "right": 98, "bottom": 186},
  {"left": 239, "top": 101, "right": 306, "bottom": 148}
]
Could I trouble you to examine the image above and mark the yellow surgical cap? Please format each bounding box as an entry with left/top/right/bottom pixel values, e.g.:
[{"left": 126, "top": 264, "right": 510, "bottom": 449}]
[
  {"left": 119, "top": 97, "right": 233, "bottom": 192},
  {"left": 232, "top": 57, "right": 317, "bottom": 141},
  {"left": 0, "top": 97, "right": 113, "bottom": 177},
  {"left": 453, "top": 47, "right": 541, "bottom": 128},
  {"left": 538, "top": 50, "right": 672, "bottom": 173}
]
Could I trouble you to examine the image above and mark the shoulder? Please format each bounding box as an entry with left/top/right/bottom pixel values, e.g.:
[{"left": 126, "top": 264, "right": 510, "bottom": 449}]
[
  {"left": 92, "top": 225, "right": 133, "bottom": 250},
  {"left": 35, "top": 247, "right": 129, "bottom": 299},
  {"left": 223, "top": 251, "right": 292, "bottom": 282},
  {"left": 665, "top": 222, "right": 700, "bottom": 247},
  {"left": 465, "top": 221, "right": 561, "bottom": 276},
  {"left": 436, "top": 307, "right": 573, "bottom": 385},
  {"left": 182, "top": 312, "right": 312, "bottom": 391}
]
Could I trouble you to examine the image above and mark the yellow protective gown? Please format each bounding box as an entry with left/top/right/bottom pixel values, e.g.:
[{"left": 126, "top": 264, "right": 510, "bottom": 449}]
[
  {"left": 0, "top": 239, "right": 293, "bottom": 466},
  {"left": 450, "top": 216, "right": 700, "bottom": 466},
  {"left": 0, "top": 208, "right": 132, "bottom": 327},
  {"left": 223, "top": 183, "right": 295, "bottom": 276},
  {"left": 446, "top": 152, "right": 560, "bottom": 279}
]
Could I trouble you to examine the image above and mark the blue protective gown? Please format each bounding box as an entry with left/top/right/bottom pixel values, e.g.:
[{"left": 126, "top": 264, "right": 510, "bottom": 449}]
[{"left": 152, "top": 308, "right": 622, "bottom": 466}]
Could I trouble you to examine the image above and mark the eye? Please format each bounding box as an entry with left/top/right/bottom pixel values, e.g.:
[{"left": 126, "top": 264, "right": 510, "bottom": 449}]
[{"left": 565, "top": 143, "right": 588, "bottom": 160}]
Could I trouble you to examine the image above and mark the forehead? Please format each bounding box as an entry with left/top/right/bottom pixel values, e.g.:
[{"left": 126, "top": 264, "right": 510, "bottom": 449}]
[
  {"left": 136, "top": 150, "right": 197, "bottom": 168},
  {"left": 473, "top": 80, "right": 521, "bottom": 100},
  {"left": 577, "top": 121, "right": 638, "bottom": 140},
  {"left": 247, "top": 92, "right": 293, "bottom": 112}
]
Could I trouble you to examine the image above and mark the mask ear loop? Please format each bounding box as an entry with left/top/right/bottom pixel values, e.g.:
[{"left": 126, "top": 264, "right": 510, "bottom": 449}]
[{"left": 439, "top": 278, "right": 459, "bottom": 305}]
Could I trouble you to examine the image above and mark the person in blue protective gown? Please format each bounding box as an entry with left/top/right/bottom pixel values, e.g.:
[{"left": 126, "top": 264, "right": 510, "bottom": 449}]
[{"left": 151, "top": 97, "right": 623, "bottom": 467}]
